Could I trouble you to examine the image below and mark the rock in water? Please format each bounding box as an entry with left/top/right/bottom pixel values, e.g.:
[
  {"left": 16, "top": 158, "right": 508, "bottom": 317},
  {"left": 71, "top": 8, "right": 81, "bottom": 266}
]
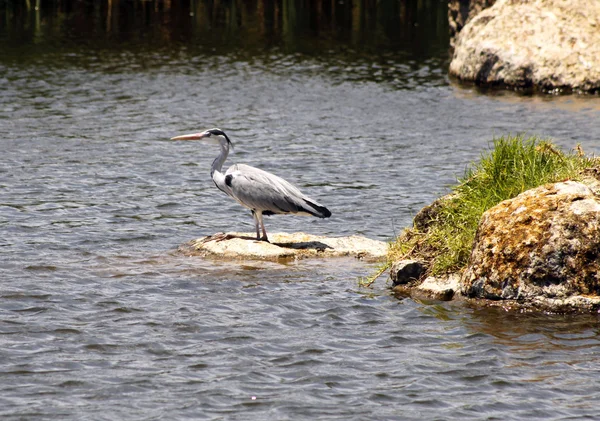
[
  {"left": 390, "top": 260, "right": 427, "bottom": 286},
  {"left": 180, "top": 232, "right": 387, "bottom": 261},
  {"left": 449, "top": 0, "right": 600, "bottom": 93},
  {"left": 462, "top": 181, "right": 600, "bottom": 311}
]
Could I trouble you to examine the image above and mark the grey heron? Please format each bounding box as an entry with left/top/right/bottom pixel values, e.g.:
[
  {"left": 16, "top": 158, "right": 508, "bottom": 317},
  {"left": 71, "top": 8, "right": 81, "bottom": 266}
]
[{"left": 171, "top": 128, "right": 331, "bottom": 242}]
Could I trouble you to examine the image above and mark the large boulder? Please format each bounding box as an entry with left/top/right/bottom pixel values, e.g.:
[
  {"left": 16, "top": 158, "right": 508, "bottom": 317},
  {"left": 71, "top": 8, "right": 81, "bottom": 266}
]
[
  {"left": 461, "top": 181, "right": 600, "bottom": 312},
  {"left": 449, "top": 0, "right": 600, "bottom": 93}
]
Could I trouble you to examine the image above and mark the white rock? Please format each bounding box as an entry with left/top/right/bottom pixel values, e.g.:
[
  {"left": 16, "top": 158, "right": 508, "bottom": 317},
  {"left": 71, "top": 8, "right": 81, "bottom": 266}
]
[
  {"left": 413, "top": 274, "right": 461, "bottom": 301},
  {"left": 180, "top": 232, "right": 387, "bottom": 261}
]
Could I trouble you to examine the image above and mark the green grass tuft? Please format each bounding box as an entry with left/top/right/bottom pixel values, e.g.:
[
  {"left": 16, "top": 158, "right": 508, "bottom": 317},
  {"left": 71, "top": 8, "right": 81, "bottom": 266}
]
[{"left": 386, "top": 134, "right": 598, "bottom": 278}]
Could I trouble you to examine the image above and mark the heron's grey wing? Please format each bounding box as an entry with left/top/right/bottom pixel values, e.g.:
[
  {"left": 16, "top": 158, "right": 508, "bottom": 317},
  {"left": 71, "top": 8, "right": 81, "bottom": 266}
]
[{"left": 225, "top": 164, "right": 329, "bottom": 217}]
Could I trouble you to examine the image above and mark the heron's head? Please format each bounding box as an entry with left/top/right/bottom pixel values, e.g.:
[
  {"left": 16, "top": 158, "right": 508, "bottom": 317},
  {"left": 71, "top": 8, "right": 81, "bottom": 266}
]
[{"left": 171, "top": 128, "right": 233, "bottom": 147}]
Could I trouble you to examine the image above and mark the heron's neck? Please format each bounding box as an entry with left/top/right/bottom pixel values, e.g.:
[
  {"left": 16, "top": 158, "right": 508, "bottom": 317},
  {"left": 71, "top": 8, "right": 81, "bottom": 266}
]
[{"left": 211, "top": 141, "right": 230, "bottom": 177}]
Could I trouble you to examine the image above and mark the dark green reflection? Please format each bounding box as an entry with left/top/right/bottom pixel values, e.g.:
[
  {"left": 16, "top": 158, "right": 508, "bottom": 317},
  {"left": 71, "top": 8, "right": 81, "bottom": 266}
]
[{"left": 0, "top": 0, "right": 449, "bottom": 58}]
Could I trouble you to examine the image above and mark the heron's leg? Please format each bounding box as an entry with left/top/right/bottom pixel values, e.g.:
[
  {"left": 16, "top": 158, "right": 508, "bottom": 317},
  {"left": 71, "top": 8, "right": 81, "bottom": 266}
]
[
  {"left": 251, "top": 211, "right": 261, "bottom": 240},
  {"left": 255, "top": 211, "right": 269, "bottom": 242}
]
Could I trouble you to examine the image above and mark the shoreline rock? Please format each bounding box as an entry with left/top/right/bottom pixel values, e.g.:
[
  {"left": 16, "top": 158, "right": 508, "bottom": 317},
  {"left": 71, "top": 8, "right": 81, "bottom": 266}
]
[
  {"left": 449, "top": 0, "right": 600, "bottom": 93},
  {"left": 179, "top": 232, "right": 387, "bottom": 262},
  {"left": 391, "top": 178, "right": 600, "bottom": 314},
  {"left": 462, "top": 181, "right": 600, "bottom": 302}
]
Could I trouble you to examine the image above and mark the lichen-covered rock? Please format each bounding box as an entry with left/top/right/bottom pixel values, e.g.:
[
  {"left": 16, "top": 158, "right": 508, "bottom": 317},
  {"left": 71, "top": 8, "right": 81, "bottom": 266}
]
[
  {"left": 449, "top": 0, "right": 600, "bottom": 93},
  {"left": 462, "top": 181, "right": 600, "bottom": 308},
  {"left": 179, "top": 232, "right": 387, "bottom": 261}
]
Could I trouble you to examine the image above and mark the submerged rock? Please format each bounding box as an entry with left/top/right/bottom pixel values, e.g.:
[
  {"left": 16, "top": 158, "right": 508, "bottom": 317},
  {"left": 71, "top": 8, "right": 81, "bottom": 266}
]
[
  {"left": 461, "top": 180, "right": 600, "bottom": 311},
  {"left": 180, "top": 232, "right": 387, "bottom": 261},
  {"left": 449, "top": 0, "right": 600, "bottom": 93}
]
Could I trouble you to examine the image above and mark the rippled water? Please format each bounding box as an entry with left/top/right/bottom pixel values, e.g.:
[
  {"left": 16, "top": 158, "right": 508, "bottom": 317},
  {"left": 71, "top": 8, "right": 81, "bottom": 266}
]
[{"left": 3, "top": 4, "right": 600, "bottom": 419}]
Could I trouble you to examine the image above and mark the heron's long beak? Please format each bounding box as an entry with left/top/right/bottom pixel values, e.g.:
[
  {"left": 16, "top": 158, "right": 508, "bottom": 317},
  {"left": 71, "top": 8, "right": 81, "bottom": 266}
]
[{"left": 170, "top": 132, "right": 207, "bottom": 141}]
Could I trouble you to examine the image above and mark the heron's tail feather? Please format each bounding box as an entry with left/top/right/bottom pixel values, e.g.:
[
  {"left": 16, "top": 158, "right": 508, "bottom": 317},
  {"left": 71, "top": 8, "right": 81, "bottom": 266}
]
[{"left": 302, "top": 199, "right": 332, "bottom": 218}]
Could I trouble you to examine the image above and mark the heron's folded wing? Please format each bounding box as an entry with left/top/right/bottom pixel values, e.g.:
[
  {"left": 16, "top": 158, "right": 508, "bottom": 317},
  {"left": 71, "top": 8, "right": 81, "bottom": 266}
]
[{"left": 226, "top": 165, "right": 318, "bottom": 215}]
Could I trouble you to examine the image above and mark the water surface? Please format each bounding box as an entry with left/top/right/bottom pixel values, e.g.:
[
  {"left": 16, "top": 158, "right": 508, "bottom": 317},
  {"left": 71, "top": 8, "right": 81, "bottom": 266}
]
[{"left": 2, "top": 2, "right": 600, "bottom": 419}]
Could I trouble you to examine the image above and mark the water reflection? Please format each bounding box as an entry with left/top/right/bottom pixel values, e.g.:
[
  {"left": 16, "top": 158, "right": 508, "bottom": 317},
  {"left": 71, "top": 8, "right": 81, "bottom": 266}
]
[
  {"left": 452, "top": 84, "right": 600, "bottom": 113},
  {"left": 465, "top": 306, "right": 600, "bottom": 352},
  {"left": 0, "top": 0, "right": 449, "bottom": 58}
]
